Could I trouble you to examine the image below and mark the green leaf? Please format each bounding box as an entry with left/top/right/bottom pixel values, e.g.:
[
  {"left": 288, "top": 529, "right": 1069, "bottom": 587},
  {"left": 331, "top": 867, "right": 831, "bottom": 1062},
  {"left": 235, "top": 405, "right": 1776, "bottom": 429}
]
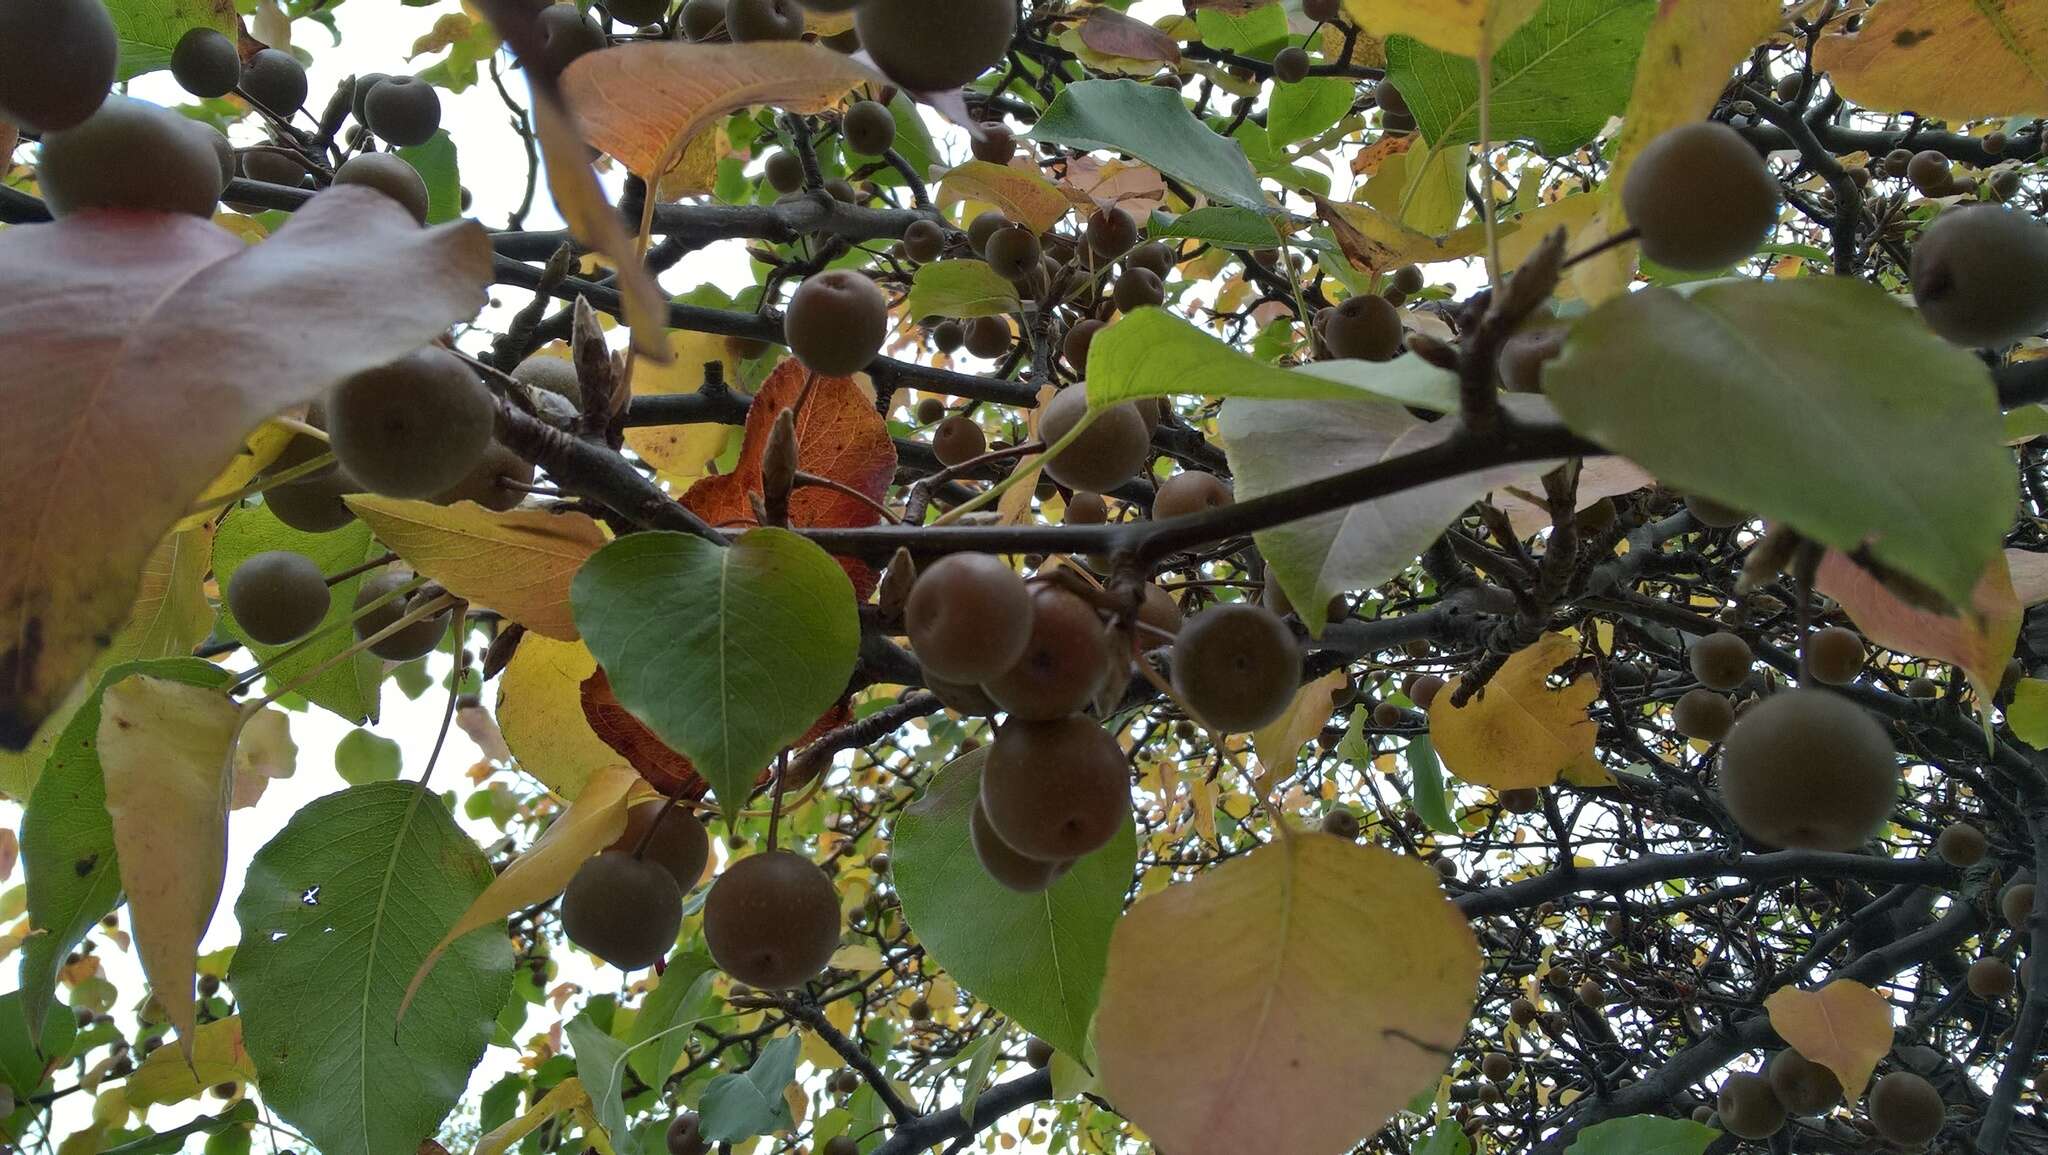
[
  {"left": 1543, "top": 278, "right": 2013, "bottom": 608},
  {"left": 1218, "top": 392, "right": 1562, "bottom": 634},
  {"left": 891, "top": 748, "right": 1135, "bottom": 1057},
  {"left": 697, "top": 1032, "right": 802, "bottom": 1143},
  {"left": 1386, "top": 0, "right": 1656, "bottom": 153},
  {"left": 100, "top": 1102, "right": 260, "bottom": 1155},
  {"left": 1417, "top": 1121, "right": 1474, "bottom": 1155},
  {"left": 1268, "top": 77, "right": 1355, "bottom": 147},
  {"left": 623, "top": 950, "right": 717, "bottom": 1089},
  {"left": 19, "top": 657, "right": 230, "bottom": 1042},
  {"left": 1565, "top": 1115, "right": 1721, "bottom": 1155},
  {"left": 1150, "top": 206, "right": 1282, "bottom": 248},
  {"left": 1195, "top": 5, "right": 1289, "bottom": 56},
  {"left": 956, "top": 1028, "right": 1004, "bottom": 1125},
  {"left": 231, "top": 782, "right": 513, "bottom": 1155},
  {"left": 335, "top": 727, "right": 403, "bottom": 784},
  {"left": 1408, "top": 737, "right": 1457, "bottom": 835},
  {"left": 903, "top": 260, "right": 1022, "bottom": 320},
  {"left": 1086, "top": 307, "right": 1462, "bottom": 413},
  {"left": 567, "top": 1013, "right": 638, "bottom": 1154},
  {"left": 106, "top": 0, "right": 238, "bottom": 80},
  {"left": 1030, "top": 79, "right": 1268, "bottom": 211},
  {"left": 0, "top": 989, "right": 77, "bottom": 1093},
  {"left": 2006, "top": 678, "right": 2048, "bottom": 747},
  {"left": 396, "top": 131, "right": 462, "bottom": 225},
  {"left": 214, "top": 504, "right": 383, "bottom": 726},
  {"left": 571, "top": 528, "right": 861, "bottom": 823}
]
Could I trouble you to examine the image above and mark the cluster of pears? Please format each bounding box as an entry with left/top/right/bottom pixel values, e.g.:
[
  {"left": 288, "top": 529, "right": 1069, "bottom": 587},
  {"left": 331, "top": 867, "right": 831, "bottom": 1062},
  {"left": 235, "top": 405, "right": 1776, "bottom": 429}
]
[
  {"left": 1697, "top": 629, "right": 1898, "bottom": 853},
  {"left": 1716, "top": 1057, "right": 1945, "bottom": 1146},
  {"left": 259, "top": 345, "right": 538, "bottom": 535},
  {"left": 560, "top": 801, "right": 710, "bottom": 969},
  {"left": 905, "top": 554, "right": 1300, "bottom": 891}
]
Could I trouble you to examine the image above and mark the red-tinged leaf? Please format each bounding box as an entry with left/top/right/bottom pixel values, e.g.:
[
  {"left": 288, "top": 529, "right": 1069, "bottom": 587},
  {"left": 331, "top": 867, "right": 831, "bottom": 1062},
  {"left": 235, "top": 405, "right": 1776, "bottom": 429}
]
[
  {"left": 0, "top": 189, "right": 490, "bottom": 749},
  {"left": 680, "top": 360, "right": 897, "bottom": 597},
  {"left": 1815, "top": 548, "right": 2021, "bottom": 699},
  {"left": 580, "top": 667, "right": 850, "bottom": 801},
  {"left": 562, "top": 41, "right": 878, "bottom": 178},
  {"left": 1079, "top": 8, "right": 1181, "bottom": 64}
]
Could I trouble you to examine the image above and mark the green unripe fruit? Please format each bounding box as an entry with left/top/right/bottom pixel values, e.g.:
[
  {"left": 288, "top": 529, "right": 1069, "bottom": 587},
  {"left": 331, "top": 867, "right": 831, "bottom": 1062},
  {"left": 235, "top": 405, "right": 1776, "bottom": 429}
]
[
  {"left": 1113, "top": 267, "right": 1167, "bottom": 313},
  {"left": 905, "top": 552, "right": 1033, "bottom": 684},
  {"left": 38, "top": 95, "right": 224, "bottom": 218},
  {"left": 228, "top": 551, "right": 331, "bottom": 645},
  {"left": 1622, "top": 122, "right": 1781, "bottom": 270},
  {"left": 351, "top": 74, "right": 390, "bottom": 123},
  {"left": 1064, "top": 318, "right": 1105, "bottom": 371},
  {"left": 1909, "top": 205, "right": 2048, "bottom": 348},
  {"left": 1906, "top": 148, "right": 1952, "bottom": 195},
  {"left": 764, "top": 149, "right": 805, "bottom": 193},
  {"left": 970, "top": 797, "right": 1066, "bottom": 892},
  {"left": 855, "top": 0, "right": 1016, "bottom": 93},
  {"left": 1767, "top": 1048, "right": 1842, "bottom": 1115},
  {"left": 1321, "top": 294, "right": 1403, "bottom": 361},
  {"left": 904, "top": 218, "right": 945, "bottom": 263},
  {"left": 364, "top": 76, "right": 441, "bottom": 147},
  {"left": 931, "top": 415, "right": 986, "bottom": 467},
  {"left": 681, "top": 0, "right": 726, "bottom": 39},
  {"left": 843, "top": 99, "right": 896, "bottom": 154},
  {"left": 1967, "top": 957, "right": 2015, "bottom": 998},
  {"left": 727, "top": 0, "right": 804, "bottom": 40},
  {"left": 1037, "top": 386, "right": 1150, "bottom": 493},
  {"left": 1152, "top": 471, "right": 1232, "bottom": 520},
  {"left": 606, "top": 801, "right": 710, "bottom": 891},
  {"left": 1716, "top": 1072, "right": 1787, "bottom": 1140},
  {"left": 1273, "top": 46, "right": 1310, "bottom": 84},
  {"left": 242, "top": 48, "right": 308, "bottom": 115},
  {"left": 434, "top": 442, "right": 534, "bottom": 511},
  {"left": 326, "top": 347, "right": 494, "bottom": 499},
  {"left": 1718, "top": 689, "right": 1897, "bottom": 852},
  {"left": 1673, "top": 689, "right": 1735, "bottom": 743},
  {"left": 2002, "top": 881, "right": 2036, "bottom": 928},
  {"left": 562, "top": 850, "right": 683, "bottom": 969},
  {"left": 0, "top": 0, "right": 116, "bottom": 132},
  {"left": 1935, "top": 821, "right": 1987, "bottom": 867},
  {"left": 982, "top": 715, "right": 1130, "bottom": 861},
  {"left": 1088, "top": 205, "right": 1138, "bottom": 259},
  {"left": 983, "top": 584, "right": 1111, "bottom": 720},
  {"left": 334, "top": 152, "right": 431, "bottom": 224},
  {"left": 785, "top": 270, "right": 888, "bottom": 375},
  {"left": 172, "top": 28, "right": 241, "bottom": 99},
  {"left": 1126, "top": 241, "right": 1175, "bottom": 278},
  {"left": 1689, "top": 631, "right": 1752, "bottom": 691},
  {"left": 703, "top": 851, "right": 841, "bottom": 989},
  {"left": 1805, "top": 626, "right": 1866, "bottom": 686},
  {"left": 984, "top": 223, "right": 1041, "bottom": 281},
  {"left": 666, "top": 1113, "right": 709, "bottom": 1155},
  {"left": 352, "top": 570, "right": 449, "bottom": 660},
  {"left": 963, "top": 316, "right": 1012, "bottom": 359},
  {"left": 1321, "top": 809, "right": 1361, "bottom": 839},
  {"left": 1172, "top": 603, "right": 1301, "bottom": 733},
  {"left": 1866, "top": 1072, "right": 1945, "bottom": 1146},
  {"left": 538, "top": 4, "right": 608, "bottom": 71}
]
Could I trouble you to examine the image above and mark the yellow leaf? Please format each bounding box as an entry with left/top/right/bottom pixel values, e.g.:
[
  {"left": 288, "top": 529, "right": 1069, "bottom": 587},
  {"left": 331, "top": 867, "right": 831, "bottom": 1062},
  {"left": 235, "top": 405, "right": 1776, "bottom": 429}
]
[
  {"left": 125, "top": 1016, "right": 256, "bottom": 1106},
  {"left": 1340, "top": 0, "right": 1538, "bottom": 56},
  {"left": 1428, "top": 632, "right": 1599, "bottom": 789},
  {"left": 1251, "top": 670, "right": 1350, "bottom": 797},
  {"left": 530, "top": 89, "right": 672, "bottom": 364},
  {"left": 496, "top": 636, "right": 620, "bottom": 799},
  {"left": 1362, "top": 139, "right": 1469, "bottom": 236},
  {"left": 410, "top": 11, "right": 475, "bottom": 58},
  {"left": 1314, "top": 194, "right": 1484, "bottom": 276},
  {"left": 177, "top": 423, "right": 292, "bottom": 531},
  {"left": 1764, "top": 979, "right": 1893, "bottom": 1099},
  {"left": 940, "top": 160, "right": 1073, "bottom": 234},
  {"left": 1816, "top": 0, "right": 2048, "bottom": 122},
  {"left": 1095, "top": 834, "right": 1481, "bottom": 1155},
  {"left": 346, "top": 496, "right": 608, "bottom": 640},
  {"left": 476, "top": 1077, "right": 590, "bottom": 1155},
  {"left": 100, "top": 678, "right": 294, "bottom": 1050},
  {"left": 564, "top": 42, "right": 876, "bottom": 179},
  {"left": 626, "top": 329, "right": 741, "bottom": 488},
  {"left": 0, "top": 524, "right": 218, "bottom": 801},
  {"left": 403, "top": 765, "right": 637, "bottom": 1020},
  {"left": 827, "top": 943, "right": 887, "bottom": 971},
  {"left": 1568, "top": 0, "right": 1782, "bottom": 303}
]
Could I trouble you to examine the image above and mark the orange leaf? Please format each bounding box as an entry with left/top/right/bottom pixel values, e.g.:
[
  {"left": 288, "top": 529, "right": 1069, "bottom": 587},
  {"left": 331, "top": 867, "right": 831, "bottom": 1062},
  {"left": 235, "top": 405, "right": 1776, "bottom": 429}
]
[
  {"left": 680, "top": 360, "right": 897, "bottom": 598},
  {"left": 1764, "top": 980, "right": 1894, "bottom": 1099},
  {"left": 581, "top": 668, "right": 849, "bottom": 801},
  {"left": 563, "top": 41, "right": 878, "bottom": 177},
  {"left": 1815, "top": 549, "right": 2020, "bottom": 700}
]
